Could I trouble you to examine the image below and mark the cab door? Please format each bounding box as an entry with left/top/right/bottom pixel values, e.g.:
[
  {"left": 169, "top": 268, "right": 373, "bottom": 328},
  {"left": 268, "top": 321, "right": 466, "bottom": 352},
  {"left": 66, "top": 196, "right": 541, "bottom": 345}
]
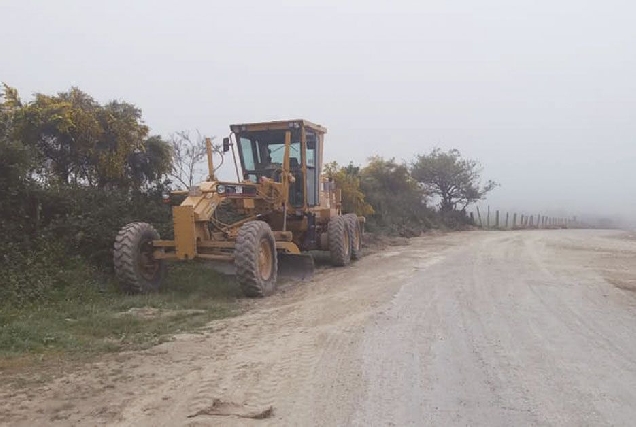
[{"left": 305, "top": 131, "right": 320, "bottom": 207}]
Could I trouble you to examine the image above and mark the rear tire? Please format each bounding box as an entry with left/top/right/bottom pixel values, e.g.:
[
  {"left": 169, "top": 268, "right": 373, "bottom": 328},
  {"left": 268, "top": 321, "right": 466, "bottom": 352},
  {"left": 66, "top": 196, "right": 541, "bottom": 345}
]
[
  {"left": 113, "top": 222, "right": 165, "bottom": 293},
  {"left": 235, "top": 221, "right": 278, "bottom": 297},
  {"left": 328, "top": 215, "right": 351, "bottom": 267},
  {"left": 344, "top": 213, "right": 362, "bottom": 260}
]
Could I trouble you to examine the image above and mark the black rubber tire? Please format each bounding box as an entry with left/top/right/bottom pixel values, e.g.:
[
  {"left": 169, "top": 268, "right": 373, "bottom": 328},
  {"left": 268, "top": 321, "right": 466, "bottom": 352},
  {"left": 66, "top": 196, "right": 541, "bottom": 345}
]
[
  {"left": 328, "top": 215, "right": 351, "bottom": 267},
  {"left": 235, "top": 221, "right": 278, "bottom": 298},
  {"left": 113, "top": 222, "right": 165, "bottom": 293},
  {"left": 344, "top": 213, "right": 362, "bottom": 260}
]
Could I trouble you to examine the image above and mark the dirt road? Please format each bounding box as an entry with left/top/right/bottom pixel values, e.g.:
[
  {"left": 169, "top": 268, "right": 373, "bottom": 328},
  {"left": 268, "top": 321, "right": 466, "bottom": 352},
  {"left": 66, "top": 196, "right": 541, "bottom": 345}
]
[{"left": 3, "top": 229, "right": 636, "bottom": 426}]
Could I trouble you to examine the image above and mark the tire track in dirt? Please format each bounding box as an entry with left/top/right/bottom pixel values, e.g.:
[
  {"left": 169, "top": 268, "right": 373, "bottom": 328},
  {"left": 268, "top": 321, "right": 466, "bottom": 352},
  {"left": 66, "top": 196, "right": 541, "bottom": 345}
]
[{"left": 118, "top": 239, "right": 455, "bottom": 426}]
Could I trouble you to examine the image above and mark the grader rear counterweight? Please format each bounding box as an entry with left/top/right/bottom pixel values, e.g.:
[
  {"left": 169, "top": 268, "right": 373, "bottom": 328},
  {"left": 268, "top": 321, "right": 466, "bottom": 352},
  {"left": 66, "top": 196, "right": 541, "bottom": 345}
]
[{"left": 114, "top": 120, "right": 364, "bottom": 297}]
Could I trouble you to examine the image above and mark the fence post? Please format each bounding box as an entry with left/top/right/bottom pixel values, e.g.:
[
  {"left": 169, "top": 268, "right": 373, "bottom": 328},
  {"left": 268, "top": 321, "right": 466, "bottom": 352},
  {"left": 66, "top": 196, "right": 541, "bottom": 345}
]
[
  {"left": 495, "top": 210, "right": 500, "bottom": 228},
  {"left": 513, "top": 213, "right": 517, "bottom": 228},
  {"left": 470, "top": 212, "right": 475, "bottom": 225},
  {"left": 487, "top": 206, "right": 491, "bottom": 229},
  {"left": 529, "top": 215, "right": 534, "bottom": 227},
  {"left": 505, "top": 212, "right": 509, "bottom": 229},
  {"left": 476, "top": 206, "right": 483, "bottom": 228}
]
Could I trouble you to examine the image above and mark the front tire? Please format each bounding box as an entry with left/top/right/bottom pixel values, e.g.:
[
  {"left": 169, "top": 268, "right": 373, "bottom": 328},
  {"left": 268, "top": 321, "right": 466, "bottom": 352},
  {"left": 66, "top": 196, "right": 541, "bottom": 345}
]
[
  {"left": 113, "top": 222, "right": 165, "bottom": 293},
  {"left": 235, "top": 221, "right": 278, "bottom": 297}
]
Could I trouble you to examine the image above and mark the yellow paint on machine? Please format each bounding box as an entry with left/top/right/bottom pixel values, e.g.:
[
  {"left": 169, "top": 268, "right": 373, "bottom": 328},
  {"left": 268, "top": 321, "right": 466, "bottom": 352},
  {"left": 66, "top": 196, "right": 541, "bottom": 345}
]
[{"left": 173, "top": 206, "right": 196, "bottom": 259}]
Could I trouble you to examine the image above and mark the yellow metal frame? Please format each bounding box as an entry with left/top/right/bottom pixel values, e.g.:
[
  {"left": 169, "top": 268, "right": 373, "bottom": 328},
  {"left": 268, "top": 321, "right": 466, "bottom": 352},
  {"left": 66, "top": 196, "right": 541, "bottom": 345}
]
[{"left": 153, "top": 119, "right": 333, "bottom": 263}]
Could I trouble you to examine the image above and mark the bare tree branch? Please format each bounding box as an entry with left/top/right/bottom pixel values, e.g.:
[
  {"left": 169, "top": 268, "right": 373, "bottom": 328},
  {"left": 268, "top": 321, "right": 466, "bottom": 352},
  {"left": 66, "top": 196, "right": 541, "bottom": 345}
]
[{"left": 168, "top": 130, "right": 222, "bottom": 189}]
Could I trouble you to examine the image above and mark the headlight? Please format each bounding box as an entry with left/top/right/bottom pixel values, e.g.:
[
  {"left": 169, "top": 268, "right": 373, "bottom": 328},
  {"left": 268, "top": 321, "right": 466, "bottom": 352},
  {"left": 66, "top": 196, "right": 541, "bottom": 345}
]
[{"left": 217, "top": 184, "right": 226, "bottom": 194}]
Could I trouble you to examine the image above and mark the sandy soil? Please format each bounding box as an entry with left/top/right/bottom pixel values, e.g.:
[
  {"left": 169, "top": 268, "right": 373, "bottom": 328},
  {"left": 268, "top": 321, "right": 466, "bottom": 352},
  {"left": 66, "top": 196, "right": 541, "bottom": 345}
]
[{"left": 2, "top": 229, "right": 636, "bottom": 426}]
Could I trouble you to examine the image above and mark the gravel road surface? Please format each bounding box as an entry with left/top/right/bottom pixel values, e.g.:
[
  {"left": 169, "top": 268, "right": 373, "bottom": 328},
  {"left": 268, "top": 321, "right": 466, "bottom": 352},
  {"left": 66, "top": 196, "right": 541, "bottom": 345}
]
[{"left": 2, "top": 229, "right": 636, "bottom": 426}]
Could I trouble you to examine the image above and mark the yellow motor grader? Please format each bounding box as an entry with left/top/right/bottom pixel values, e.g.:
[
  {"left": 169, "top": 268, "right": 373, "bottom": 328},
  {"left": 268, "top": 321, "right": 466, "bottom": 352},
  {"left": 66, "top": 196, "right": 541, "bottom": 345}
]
[{"left": 114, "top": 119, "right": 363, "bottom": 297}]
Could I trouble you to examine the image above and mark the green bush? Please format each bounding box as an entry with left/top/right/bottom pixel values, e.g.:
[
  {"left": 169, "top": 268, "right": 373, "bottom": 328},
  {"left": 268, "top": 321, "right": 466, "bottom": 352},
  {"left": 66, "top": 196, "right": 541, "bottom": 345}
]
[
  {"left": 1, "top": 240, "right": 95, "bottom": 305},
  {"left": 36, "top": 184, "right": 173, "bottom": 267},
  {"left": 438, "top": 209, "right": 474, "bottom": 230},
  {"left": 360, "top": 157, "right": 434, "bottom": 237},
  {"left": 0, "top": 184, "right": 173, "bottom": 305}
]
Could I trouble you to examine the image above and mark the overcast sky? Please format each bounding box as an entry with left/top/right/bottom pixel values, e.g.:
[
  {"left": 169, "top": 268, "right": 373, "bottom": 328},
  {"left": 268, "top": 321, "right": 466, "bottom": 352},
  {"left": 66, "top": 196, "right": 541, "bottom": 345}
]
[{"left": 2, "top": 0, "right": 635, "bottom": 218}]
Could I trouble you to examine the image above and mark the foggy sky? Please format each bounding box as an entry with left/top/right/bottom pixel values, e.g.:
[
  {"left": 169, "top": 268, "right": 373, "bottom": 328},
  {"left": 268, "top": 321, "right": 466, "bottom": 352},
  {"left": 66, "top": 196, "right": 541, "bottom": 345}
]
[{"left": 2, "top": 0, "right": 635, "bottom": 218}]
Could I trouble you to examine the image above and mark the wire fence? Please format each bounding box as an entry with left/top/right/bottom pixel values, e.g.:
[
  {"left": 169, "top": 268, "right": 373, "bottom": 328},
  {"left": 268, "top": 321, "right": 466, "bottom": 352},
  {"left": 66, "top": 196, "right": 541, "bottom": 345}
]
[{"left": 470, "top": 207, "right": 580, "bottom": 230}]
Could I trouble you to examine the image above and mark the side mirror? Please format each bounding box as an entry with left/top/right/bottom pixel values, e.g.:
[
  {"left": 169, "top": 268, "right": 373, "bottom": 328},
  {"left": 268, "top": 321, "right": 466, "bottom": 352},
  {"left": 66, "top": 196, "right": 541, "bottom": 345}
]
[{"left": 222, "top": 137, "right": 230, "bottom": 153}]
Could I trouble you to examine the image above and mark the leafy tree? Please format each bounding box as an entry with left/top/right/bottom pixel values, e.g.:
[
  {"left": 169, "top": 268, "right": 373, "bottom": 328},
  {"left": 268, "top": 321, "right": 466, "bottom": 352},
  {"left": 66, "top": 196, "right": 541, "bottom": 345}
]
[
  {"left": 0, "top": 84, "right": 175, "bottom": 304},
  {"left": 127, "top": 135, "right": 173, "bottom": 189},
  {"left": 12, "top": 87, "right": 103, "bottom": 184},
  {"left": 411, "top": 148, "right": 497, "bottom": 212},
  {"left": 0, "top": 87, "right": 31, "bottom": 186},
  {"left": 4, "top": 85, "right": 171, "bottom": 189},
  {"left": 360, "top": 157, "right": 431, "bottom": 236},
  {"left": 93, "top": 100, "right": 151, "bottom": 187},
  {"left": 0, "top": 86, "right": 36, "bottom": 247},
  {"left": 324, "top": 161, "right": 374, "bottom": 216}
]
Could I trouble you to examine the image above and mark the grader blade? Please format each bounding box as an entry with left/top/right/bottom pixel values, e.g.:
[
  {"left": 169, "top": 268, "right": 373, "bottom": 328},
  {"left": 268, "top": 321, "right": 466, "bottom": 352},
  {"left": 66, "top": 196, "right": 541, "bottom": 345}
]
[{"left": 277, "top": 253, "right": 315, "bottom": 281}]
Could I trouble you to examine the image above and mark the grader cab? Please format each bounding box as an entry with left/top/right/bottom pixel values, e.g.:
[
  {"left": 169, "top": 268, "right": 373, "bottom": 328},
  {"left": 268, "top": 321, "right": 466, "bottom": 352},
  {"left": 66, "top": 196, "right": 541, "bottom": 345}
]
[{"left": 114, "top": 119, "right": 364, "bottom": 297}]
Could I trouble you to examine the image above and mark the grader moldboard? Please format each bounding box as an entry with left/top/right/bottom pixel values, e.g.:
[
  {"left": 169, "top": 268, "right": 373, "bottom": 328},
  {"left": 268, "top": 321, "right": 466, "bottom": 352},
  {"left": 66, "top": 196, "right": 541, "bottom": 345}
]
[{"left": 114, "top": 119, "right": 364, "bottom": 297}]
